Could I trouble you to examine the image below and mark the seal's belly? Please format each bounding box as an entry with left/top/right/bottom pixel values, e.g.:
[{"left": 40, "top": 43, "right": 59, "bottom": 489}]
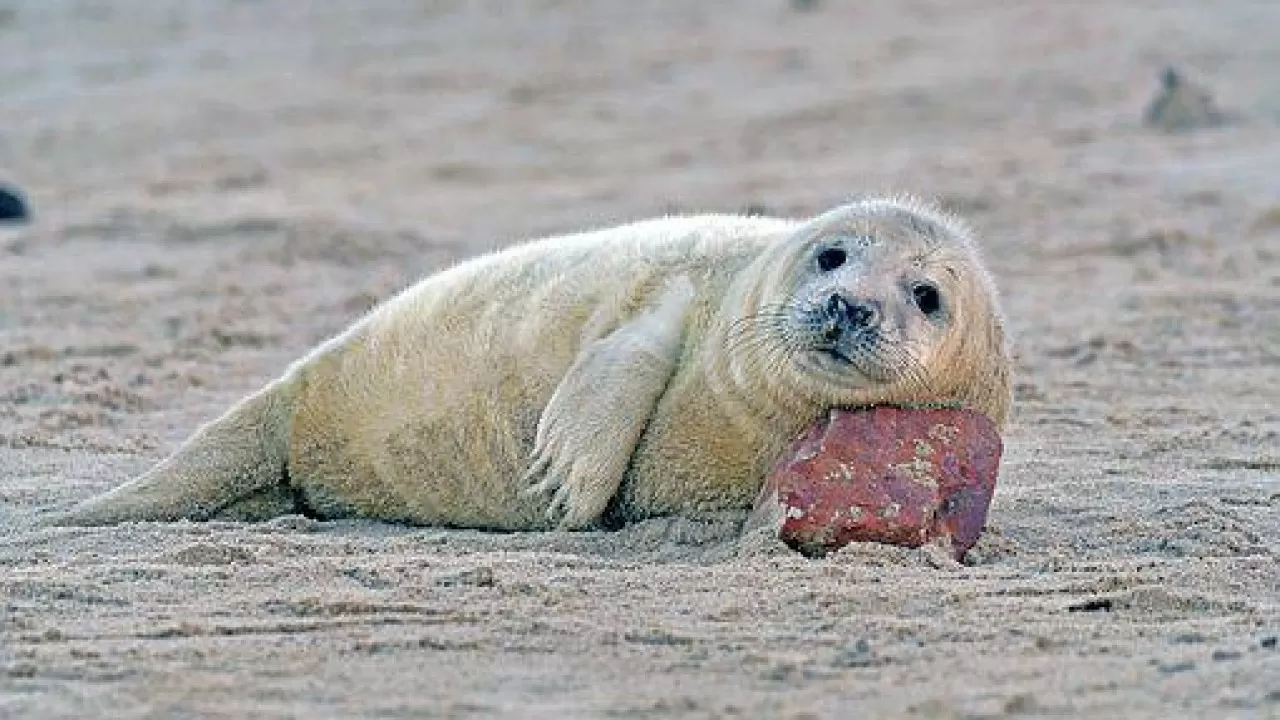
[{"left": 286, "top": 327, "right": 559, "bottom": 529}]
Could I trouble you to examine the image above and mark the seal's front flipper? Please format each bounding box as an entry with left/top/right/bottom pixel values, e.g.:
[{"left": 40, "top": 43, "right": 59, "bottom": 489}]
[
  {"left": 522, "top": 276, "right": 695, "bottom": 529},
  {"left": 48, "top": 376, "right": 298, "bottom": 526}
]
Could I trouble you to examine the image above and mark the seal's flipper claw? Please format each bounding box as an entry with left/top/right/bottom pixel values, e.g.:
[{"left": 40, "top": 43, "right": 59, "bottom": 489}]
[{"left": 519, "top": 452, "right": 554, "bottom": 493}]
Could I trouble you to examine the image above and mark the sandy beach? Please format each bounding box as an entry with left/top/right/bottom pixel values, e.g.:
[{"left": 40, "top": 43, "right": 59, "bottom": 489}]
[{"left": 1, "top": 1, "right": 1277, "bottom": 717}]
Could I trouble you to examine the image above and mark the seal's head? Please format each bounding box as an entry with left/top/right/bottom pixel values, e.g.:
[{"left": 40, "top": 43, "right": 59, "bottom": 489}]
[{"left": 733, "top": 196, "right": 1012, "bottom": 428}]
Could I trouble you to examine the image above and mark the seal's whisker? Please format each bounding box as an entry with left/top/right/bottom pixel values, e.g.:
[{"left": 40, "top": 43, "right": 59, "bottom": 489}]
[
  {"left": 724, "top": 324, "right": 782, "bottom": 356},
  {"left": 877, "top": 342, "right": 919, "bottom": 387},
  {"left": 876, "top": 341, "right": 936, "bottom": 399}
]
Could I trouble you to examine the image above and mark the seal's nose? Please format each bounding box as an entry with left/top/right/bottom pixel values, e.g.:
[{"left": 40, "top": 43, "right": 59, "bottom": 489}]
[{"left": 825, "top": 293, "right": 880, "bottom": 328}]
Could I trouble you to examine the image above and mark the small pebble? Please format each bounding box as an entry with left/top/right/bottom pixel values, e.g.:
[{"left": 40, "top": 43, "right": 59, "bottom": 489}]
[
  {"left": 435, "top": 566, "right": 496, "bottom": 587},
  {"left": 829, "top": 638, "right": 875, "bottom": 668},
  {"left": 1143, "top": 66, "right": 1227, "bottom": 133}
]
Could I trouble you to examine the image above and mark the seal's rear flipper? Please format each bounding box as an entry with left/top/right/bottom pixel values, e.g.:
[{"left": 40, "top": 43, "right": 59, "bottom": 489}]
[{"left": 48, "top": 377, "right": 298, "bottom": 526}]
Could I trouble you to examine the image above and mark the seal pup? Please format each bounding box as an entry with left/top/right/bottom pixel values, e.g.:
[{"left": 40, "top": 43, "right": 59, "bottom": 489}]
[{"left": 53, "top": 196, "right": 1012, "bottom": 530}]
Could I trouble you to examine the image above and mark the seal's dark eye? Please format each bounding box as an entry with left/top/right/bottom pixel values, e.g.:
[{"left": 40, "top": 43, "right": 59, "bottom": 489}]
[
  {"left": 912, "top": 283, "right": 942, "bottom": 316},
  {"left": 816, "top": 247, "right": 846, "bottom": 272}
]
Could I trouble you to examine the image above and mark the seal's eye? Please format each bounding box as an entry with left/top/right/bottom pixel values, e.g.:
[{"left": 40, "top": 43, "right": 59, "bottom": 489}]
[
  {"left": 912, "top": 283, "right": 942, "bottom": 316},
  {"left": 816, "top": 247, "right": 847, "bottom": 272}
]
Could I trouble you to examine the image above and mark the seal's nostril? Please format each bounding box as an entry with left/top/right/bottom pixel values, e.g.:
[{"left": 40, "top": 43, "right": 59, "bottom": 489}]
[
  {"left": 846, "top": 300, "right": 879, "bottom": 328},
  {"left": 826, "top": 293, "right": 848, "bottom": 317},
  {"left": 825, "top": 294, "right": 880, "bottom": 328}
]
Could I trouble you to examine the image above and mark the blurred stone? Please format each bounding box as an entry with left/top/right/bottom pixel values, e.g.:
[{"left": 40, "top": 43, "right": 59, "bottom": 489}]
[
  {"left": 0, "top": 183, "right": 29, "bottom": 223},
  {"left": 1143, "top": 67, "right": 1227, "bottom": 133}
]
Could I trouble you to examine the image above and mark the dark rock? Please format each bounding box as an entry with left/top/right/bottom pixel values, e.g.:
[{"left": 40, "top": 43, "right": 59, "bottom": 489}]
[{"left": 0, "top": 183, "right": 29, "bottom": 223}]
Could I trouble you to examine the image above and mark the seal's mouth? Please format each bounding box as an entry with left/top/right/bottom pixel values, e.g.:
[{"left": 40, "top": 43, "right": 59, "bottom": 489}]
[
  {"left": 821, "top": 346, "right": 853, "bottom": 364},
  {"left": 810, "top": 343, "right": 897, "bottom": 384}
]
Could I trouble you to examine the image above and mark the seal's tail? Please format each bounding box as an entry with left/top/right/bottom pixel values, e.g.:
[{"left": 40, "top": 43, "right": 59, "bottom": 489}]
[{"left": 49, "top": 375, "right": 299, "bottom": 526}]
